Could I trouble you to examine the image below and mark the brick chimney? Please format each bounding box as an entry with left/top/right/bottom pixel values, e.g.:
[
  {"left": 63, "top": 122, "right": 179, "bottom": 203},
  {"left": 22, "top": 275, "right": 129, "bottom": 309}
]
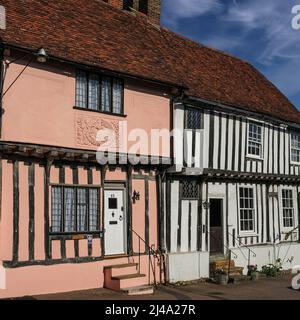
[{"left": 103, "top": 0, "right": 161, "bottom": 25}]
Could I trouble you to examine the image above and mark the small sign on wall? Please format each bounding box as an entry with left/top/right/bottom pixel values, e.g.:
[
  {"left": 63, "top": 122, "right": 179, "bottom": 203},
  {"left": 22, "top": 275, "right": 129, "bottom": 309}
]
[{"left": 87, "top": 235, "right": 93, "bottom": 248}]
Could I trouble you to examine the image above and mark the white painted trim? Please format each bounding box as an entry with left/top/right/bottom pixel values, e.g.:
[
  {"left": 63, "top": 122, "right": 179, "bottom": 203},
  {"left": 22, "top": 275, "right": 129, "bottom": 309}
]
[
  {"left": 289, "top": 132, "right": 300, "bottom": 165},
  {"left": 278, "top": 186, "right": 297, "bottom": 233},
  {"left": 246, "top": 120, "right": 264, "bottom": 160},
  {"left": 237, "top": 184, "right": 258, "bottom": 236}
]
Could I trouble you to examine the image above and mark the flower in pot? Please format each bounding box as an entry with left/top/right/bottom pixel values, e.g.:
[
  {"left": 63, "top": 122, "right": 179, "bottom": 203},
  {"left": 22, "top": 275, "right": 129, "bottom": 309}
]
[
  {"left": 247, "top": 264, "right": 259, "bottom": 281},
  {"left": 215, "top": 268, "right": 229, "bottom": 285}
]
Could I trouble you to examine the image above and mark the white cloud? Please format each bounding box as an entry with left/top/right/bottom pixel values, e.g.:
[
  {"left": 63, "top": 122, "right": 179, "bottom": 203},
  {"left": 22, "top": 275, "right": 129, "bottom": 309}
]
[
  {"left": 221, "top": 0, "right": 300, "bottom": 64},
  {"left": 162, "top": 0, "right": 223, "bottom": 26}
]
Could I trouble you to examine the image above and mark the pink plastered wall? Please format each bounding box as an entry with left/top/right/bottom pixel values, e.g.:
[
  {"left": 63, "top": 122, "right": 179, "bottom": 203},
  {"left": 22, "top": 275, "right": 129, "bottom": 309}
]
[
  {"left": 1, "top": 53, "right": 171, "bottom": 157},
  {"left": 0, "top": 254, "right": 161, "bottom": 299}
]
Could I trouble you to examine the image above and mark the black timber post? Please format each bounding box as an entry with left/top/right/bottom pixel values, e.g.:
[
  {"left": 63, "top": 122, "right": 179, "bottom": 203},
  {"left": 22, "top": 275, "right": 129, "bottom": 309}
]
[
  {"left": 156, "top": 170, "right": 165, "bottom": 252},
  {"left": 12, "top": 160, "right": 19, "bottom": 263},
  {"left": 44, "top": 158, "right": 53, "bottom": 260},
  {"left": 127, "top": 165, "right": 133, "bottom": 255}
]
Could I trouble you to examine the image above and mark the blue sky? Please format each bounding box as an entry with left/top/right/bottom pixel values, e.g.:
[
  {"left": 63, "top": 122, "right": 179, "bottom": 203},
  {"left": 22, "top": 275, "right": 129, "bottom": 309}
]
[{"left": 161, "top": 0, "right": 300, "bottom": 109}]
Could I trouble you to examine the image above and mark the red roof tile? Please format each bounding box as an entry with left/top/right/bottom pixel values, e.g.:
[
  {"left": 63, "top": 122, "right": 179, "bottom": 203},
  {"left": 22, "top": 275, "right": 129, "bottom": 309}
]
[{"left": 0, "top": 0, "right": 299, "bottom": 123}]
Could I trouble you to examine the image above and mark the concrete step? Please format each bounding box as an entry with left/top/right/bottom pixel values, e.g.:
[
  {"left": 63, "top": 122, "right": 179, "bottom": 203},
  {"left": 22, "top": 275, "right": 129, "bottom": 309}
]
[
  {"left": 225, "top": 266, "right": 244, "bottom": 274},
  {"left": 122, "top": 285, "right": 154, "bottom": 296},
  {"left": 106, "top": 273, "right": 147, "bottom": 291},
  {"left": 104, "top": 263, "right": 138, "bottom": 277},
  {"left": 210, "top": 260, "right": 236, "bottom": 270}
]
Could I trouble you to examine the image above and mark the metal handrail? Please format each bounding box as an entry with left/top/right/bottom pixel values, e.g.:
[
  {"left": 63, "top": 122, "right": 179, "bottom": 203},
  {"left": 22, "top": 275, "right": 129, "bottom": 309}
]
[
  {"left": 228, "top": 231, "right": 257, "bottom": 266},
  {"left": 129, "top": 228, "right": 160, "bottom": 287}
]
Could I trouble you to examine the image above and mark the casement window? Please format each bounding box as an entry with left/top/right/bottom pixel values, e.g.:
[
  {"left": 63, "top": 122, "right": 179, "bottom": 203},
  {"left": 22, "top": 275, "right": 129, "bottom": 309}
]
[
  {"left": 291, "top": 133, "right": 300, "bottom": 163},
  {"left": 75, "top": 70, "right": 124, "bottom": 115},
  {"left": 185, "top": 107, "right": 202, "bottom": 130},
  {"left": 281, "top": 189, "right": 294, "bottom": 228},
  {"left": 247, "top": 121, "right": 263, "bottom": 158},
  {"left": 181, "top": 180, "right": 199, "bottom": 199},
  {"left": 51, "top": 186, "right": 100, "bottom": 233},
  {"left": 123, "top": 0, "right": 133, "bottom": 10},
  {"left": 239, "top": 187, "right": 255, "bottom": 232}
]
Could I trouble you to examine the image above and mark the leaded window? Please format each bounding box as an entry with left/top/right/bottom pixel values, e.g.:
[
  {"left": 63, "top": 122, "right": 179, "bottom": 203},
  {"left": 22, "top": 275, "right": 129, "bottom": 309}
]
[
  {"left": 185, "top": 107, "right": 202, "bottom": 130},
  {"left": 291, "top": 134, "right": 300, "bottom": 163},
  {"left": 247, "top": 122, "right": 263, "bottom": 157},
  {"left": 75, "top": 70, "right": 124, "bottom": 115},
  {"left": 51, "top": 186, "right": 100, "bottom": 233},
  {"left": 282, "top": 189, "right": 294, "bottom": 228},
  {"left": 239, "top": 187, "right": 255, "bottom": 232},
  {"left": 181, "top": 181, "right": 199, "bottom": 199}
]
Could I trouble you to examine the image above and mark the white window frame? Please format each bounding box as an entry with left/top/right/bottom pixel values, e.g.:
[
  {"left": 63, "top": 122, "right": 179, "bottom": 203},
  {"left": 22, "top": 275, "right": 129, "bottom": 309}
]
[
  {"left": 279, "top": 187, "right": 296, "bottom": 232},
  {"left": 290, "top": 133, "right": 300, "bottom": 165},
  {"left": 238, "top": 185, "right": 258, "bottom": 236},
  {"left": 246, "top": 121, "right": 264, "bottom": 160}
]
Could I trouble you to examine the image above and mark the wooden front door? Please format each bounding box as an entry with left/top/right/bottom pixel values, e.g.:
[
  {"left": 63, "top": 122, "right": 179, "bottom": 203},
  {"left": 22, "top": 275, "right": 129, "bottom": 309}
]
[{"left": 209, "top": 199, "right": 223, "bottom": 255}]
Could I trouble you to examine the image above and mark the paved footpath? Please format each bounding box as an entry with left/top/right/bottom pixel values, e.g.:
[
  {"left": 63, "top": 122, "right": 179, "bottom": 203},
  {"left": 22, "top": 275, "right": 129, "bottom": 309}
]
[{"left": 14, "top": 274, "right": 300, "bottom": 300}]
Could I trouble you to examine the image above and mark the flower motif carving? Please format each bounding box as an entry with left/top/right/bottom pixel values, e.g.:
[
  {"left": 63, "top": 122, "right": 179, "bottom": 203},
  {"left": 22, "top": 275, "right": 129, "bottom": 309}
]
[{"left": 75, "top": 114, "right": 120, "bottom": 149}]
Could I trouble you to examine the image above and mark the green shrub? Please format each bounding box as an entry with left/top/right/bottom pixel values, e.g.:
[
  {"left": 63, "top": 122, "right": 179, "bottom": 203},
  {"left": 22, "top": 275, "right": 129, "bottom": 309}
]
[{"left": 261, "top": 259, "right": 282, "bottom": 277}]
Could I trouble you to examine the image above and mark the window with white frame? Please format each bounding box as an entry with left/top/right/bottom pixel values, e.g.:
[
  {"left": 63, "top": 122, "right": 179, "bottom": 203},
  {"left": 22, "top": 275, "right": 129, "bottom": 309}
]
[
  {"left": 239, "top": 187, "right": 255, "bottom": 232},
  {"left": 247, "top": 122, "right": 263, "bottom": 158},
  {"left": 51, "top": 186, "right": 100, "bottom": 233},
  {"left": 291, "top": 133, "right": 300, "bottom": 163},
  {"left": 281, "top": 189, "right": 294, "bottom": 228}
]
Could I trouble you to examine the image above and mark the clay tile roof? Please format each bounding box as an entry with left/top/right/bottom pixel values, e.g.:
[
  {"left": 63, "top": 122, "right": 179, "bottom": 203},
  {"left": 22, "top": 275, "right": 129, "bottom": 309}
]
[{"left": 0, "top": 0, "right": 299, "bottom": 124}]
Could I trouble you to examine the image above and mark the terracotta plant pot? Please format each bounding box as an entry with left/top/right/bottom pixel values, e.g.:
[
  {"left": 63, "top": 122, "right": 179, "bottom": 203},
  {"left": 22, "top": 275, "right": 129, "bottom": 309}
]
[{"left": 216, "top": 274, "right": 229, "bottom": 285}]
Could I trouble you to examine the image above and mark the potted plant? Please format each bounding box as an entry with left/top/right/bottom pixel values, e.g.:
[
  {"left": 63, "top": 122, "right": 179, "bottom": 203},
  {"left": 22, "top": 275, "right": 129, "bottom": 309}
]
[
  {"left": 247, "top": 264, "right": 259, "bottom": 281},
  {"left": 215, "top": 268, "right": 229, "bottom": 285}
]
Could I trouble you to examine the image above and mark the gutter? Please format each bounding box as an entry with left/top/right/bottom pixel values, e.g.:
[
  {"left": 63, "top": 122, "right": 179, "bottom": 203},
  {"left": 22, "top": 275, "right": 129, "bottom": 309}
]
[
  {"left": 182, "top": 96, "right": 300, "bottom": 130},
  {"left": 0, "top": 43, "right": 4, "bottom": 139},
  {"left": 2, "top": 42, "right": 187, "bottom": 94}
]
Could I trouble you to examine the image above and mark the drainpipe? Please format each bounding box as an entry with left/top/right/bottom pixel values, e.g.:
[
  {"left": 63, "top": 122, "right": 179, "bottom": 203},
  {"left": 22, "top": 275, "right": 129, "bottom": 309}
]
[{"left": 0, "top": 43, "right": 5, "bottom": 139}]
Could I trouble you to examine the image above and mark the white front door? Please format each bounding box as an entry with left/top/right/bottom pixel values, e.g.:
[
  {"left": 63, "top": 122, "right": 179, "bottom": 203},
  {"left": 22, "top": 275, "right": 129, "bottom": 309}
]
[{"left": 104, "top": 190, "right": 126, "bottom": 256}]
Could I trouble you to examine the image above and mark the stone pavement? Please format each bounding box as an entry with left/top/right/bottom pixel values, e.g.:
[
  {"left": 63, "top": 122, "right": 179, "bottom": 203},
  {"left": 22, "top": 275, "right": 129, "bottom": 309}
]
[{"left": 9, "top": 274, "right": 300, "bottom": 300}]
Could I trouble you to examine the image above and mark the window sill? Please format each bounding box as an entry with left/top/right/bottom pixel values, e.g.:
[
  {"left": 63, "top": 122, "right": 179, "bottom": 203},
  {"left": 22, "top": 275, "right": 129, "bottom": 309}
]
[
  {"left": 49, "top": 231, "right": 103, "bottom": 237},
  {"left": 238, "top": 232, "right": 258, "bottom": 238},
  {"left": 245, "top": 155, "right": 264, "bottom": 161},
  {"left": 290, "top": 161, "right": 300, "bottom": 166},
  {"left": 74, "top": 106, "right": 127, "bottom": 118}
]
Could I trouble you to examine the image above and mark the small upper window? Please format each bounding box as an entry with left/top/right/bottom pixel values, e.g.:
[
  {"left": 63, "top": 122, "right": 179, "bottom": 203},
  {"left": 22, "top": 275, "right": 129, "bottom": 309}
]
[
  {"left": 291, "top": 133, "right": 300, "bottom": 163},
  {"left": 247, "top": 122, "right": 263, "bottom": 158},
  {"left": 123, "top": 0, "right": 133, "bottom": 10},
  {"left": 139, "top": 0, "right": 148, "bottom": 14},
  {"left": 181, "top": 181, "right": 199, "bottom": 199},
  {"left": 185, "top": 107, "right": 202, "bottom": 130},
  {"left": 75, "top": 70, "right": 124, "bottom": 115}
]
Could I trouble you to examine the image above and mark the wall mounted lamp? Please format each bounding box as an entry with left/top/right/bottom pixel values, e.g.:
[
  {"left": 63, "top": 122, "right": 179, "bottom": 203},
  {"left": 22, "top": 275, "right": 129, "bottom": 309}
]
[{"left": 132, "top": 190, "right": 140, "bottom": 204}]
